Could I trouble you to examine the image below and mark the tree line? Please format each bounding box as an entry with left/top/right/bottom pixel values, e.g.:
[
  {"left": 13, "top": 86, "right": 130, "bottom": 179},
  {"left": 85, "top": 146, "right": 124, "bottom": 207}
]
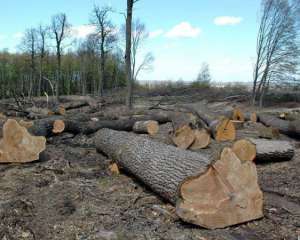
[
  {"left": 0, "top": 0, "right": 299, "bottom": 108},
  {"left": 0, "top": 0, "right": 149, "bottom": 108}
]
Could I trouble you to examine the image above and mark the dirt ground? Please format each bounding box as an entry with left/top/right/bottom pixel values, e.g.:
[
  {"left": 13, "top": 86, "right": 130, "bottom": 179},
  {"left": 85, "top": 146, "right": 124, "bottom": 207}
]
[{"left": 0, "top": 95, "right": 299, "bottom": 240}]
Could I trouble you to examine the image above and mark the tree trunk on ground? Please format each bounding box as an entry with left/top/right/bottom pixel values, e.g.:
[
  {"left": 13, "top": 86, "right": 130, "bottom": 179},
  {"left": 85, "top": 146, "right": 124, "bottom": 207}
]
[
  {"left": 258, "top": 113, "right": 300, "bottom": 138},
  {"left": 95, "top": 129, "right": 263, "bottom": 229},
  {"left": 233, "top": 138, "right": 295, "bottom": 163},
  {"left": 133, "top": 120, "right": 159, "bottom": 135}
]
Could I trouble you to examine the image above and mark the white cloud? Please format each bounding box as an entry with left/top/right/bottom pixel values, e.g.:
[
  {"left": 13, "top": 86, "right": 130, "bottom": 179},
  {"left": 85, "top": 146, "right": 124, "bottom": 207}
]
[
  {"left": 0, "top": 34, "right": 7, "bottom": 41},
  {"left": 149, "top": 29, "right": 164, "bottom": 38},
  {"left": 13, "top": 32, "right": 24, "bottom": 39},
  {"left": 165, "top": 22, "right": 201, "bottom": 38},
  {"left": 214, "top": 16, "right": 243, "bottom": 26},
  {"left": 71, "top": 25, "right": 97, "bottom": 38}
]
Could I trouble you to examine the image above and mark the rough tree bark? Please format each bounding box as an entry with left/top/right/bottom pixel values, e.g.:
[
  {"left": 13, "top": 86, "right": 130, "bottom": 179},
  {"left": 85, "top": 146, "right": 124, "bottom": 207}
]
[
  {"left": 233, "top": 138, "right": 295, "bottom": 163},
  {"left": 95, "top": 129, "right": 263, "bottom": 229},
  {"left": 258, "top": 113, "right": 300, "bottom": 138}
]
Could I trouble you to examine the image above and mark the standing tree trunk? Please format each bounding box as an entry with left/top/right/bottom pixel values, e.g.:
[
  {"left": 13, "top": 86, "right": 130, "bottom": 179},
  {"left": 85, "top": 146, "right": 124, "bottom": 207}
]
[{"left": 126, "top": 0, "right": 134, "bottom": 109}]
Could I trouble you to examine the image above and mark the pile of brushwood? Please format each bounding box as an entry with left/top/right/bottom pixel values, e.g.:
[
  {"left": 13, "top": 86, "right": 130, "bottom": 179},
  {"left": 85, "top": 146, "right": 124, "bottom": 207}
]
[{"left": 0, "top": 96, "right": 298, "bottom": 229}]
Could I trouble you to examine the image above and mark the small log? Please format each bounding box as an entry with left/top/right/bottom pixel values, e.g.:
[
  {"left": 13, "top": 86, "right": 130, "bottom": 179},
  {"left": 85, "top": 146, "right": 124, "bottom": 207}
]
[
  {"left": 95, "top": 129, "right": 263, "bottom": 229},
  {"left": 52, "top": 120, "right": 65, "bottom": 134},
  {"left": 245, "top": 112, "right": 258, "bottom": 123},
  {"left": 233, "top": 138, "right": 294, "bottom": 163},
  {"left": 171, "top": 125, "right": 195, "bottom": 149},
  {"left": 258, "top": 113, "right": 300, "bottom": 138},
  {"left": 232, "top": 108, "right": 245, "bottom": 121},
  {"left": 133, "top": 120, "right": 159, "bottom": 136},
  {"left": 189, "top": 129, "right": 211, "bottom": 150},
  {"left": 0, "top": 119, "right": 46, "bottom": 163},
  {"left": 209, "top": 117, "right": 236, "bottom": 142}
]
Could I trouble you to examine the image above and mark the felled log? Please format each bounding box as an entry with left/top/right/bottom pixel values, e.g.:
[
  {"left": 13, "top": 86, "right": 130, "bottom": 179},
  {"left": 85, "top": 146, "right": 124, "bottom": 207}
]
[
  {"left": 233, "top": 138, "right": 294, "bottom": 163},
  {"left": 0, "top": 119, "right": 46, "bottom": 163},
  {"left": 189, "top": 129, "right": 211, "bottom": 150},
  {"left": 171, "top": 125, "right": 195, "bottom": 149},
  {"left": 95, "top": 129, "right": 263, "bottom": 229},
  {"left": 258, "top": 113, "right": 300, "bottom": 138},
  {"left": 82, "top": 113, "right": 170, "bottom": 135},
  {"left": 180, "top": 106, "right": 236, "bottom": 142},
  {"left": 209, "top": 117, "right": 236, "bottom": 142},
  {"left": 245, "top": 112, "right": 257, "bottom": 122},
  {"left": 52, "top": 120, "right": 65, "bottom": 134},
  {"left": 133, "top": 120, "right": 159, "bottom": 136},
  {"left": 27, "top": 116, "right": 64, "bottom": 137}
]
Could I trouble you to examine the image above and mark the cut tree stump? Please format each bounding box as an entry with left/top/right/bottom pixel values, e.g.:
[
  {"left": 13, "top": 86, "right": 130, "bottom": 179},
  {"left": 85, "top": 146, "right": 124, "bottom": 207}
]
[
  {"left": 0, "top": 119, "right": 46, "bottom": 163},
  {"left": 133, "top": 120, "right": 159, "bottom": 136},
  {"left": 233, "top": 138, "right": 294, "bottom": 163},
  {"left": 95, "top": 129, "right": 263, "bottom": 229},
  {"left": 258, "top": 113, "right": 300, "bottom": 138},
  {"left": 171, "top": 125, "right": 195, "bottom": 149},
  {"left": 190, "top": 129, "right": 211, "bottom": 150}
]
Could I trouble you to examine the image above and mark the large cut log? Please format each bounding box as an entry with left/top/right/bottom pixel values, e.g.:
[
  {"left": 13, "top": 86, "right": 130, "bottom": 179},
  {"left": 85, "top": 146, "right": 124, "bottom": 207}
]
[
  {"left": 133, "top": 120, "right": 159, "bottom": 136},
  {"left": 95, "top": 129, "right": 263, "bottom": 229},
  {"left": 0, "top": 119, "right": 46, "bottom": 163},
  {"left": 232, "top": 138, "right": 294, "bottom": 163},
  {"left": 258, "top": 113, "right": 300, "bottom": 138}
]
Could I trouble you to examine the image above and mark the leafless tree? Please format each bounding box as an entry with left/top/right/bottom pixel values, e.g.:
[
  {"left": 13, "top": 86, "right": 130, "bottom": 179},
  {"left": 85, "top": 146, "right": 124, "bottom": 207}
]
[
  {"left": 20, "top": 28, "right": 37, "bottom": 97},
  {"left": 91, "top": 5, "right": 117, "bottom": 96},
  {"left": 252, "top": 0, "right": 299, "bottom": 107},
  {"left": 131, "top": 19, "right": 154, "bottom": 82},
  {"left": 36, "top": 24, "right": 49, "bottom": 97},
  {"left": 51, "top": 13, "right": 70, "bottom": 99},
  {"left": 125, "top": 0, "right": 140, "bottom": 109}
]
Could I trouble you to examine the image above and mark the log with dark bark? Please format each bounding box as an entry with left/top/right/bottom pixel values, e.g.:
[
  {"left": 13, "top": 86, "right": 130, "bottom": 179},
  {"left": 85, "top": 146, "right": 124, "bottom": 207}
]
[
  {"left": 95, "top": 129, "right": 263, "bottom": 229},
  {"left": 233, "top": 138, "right": 295, "bottom": 163},
  {"left": 82, "top": 114, "right": 170, "bottom": 135},
  {"left": 258, "top": 113, "right": 300, "bottom": 138}
]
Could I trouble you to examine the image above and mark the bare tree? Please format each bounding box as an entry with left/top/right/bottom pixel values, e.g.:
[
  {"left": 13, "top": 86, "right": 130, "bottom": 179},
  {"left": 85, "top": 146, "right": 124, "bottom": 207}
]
[
  {"left": 36, "top": 24, "right": 48, "bottom": 97},
  {"left": 252, "top": 0, "right": 299, "bottom": 107},
  {"left": 131, "top": 19, "right": 154, "bottom": 82},
  {"left": 20, "top": 28, "right": 37, "bottom": 97},
  {"left": 196, "top": 62, "right": 211, "bottom": 85},
  {"left": 51, "top": 13, "right": 70, "bottom": 99},
  {"left": 125, "top": 0, "right": 140, "bottom": 109},
  {"left": 91, "top": 5, "right": 117, "bottom": 96}
]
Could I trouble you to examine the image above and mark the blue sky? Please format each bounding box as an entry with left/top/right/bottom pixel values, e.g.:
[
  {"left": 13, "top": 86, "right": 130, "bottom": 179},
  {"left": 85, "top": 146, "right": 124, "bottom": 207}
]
[{"left": 0, "top": 0, "right": 262, "bottom": 82}]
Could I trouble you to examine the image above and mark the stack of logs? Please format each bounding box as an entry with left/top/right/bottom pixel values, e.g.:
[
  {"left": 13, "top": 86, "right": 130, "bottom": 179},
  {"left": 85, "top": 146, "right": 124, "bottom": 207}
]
[{"left": 0, "top": 100, "right": 297, "bottom": 229}]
